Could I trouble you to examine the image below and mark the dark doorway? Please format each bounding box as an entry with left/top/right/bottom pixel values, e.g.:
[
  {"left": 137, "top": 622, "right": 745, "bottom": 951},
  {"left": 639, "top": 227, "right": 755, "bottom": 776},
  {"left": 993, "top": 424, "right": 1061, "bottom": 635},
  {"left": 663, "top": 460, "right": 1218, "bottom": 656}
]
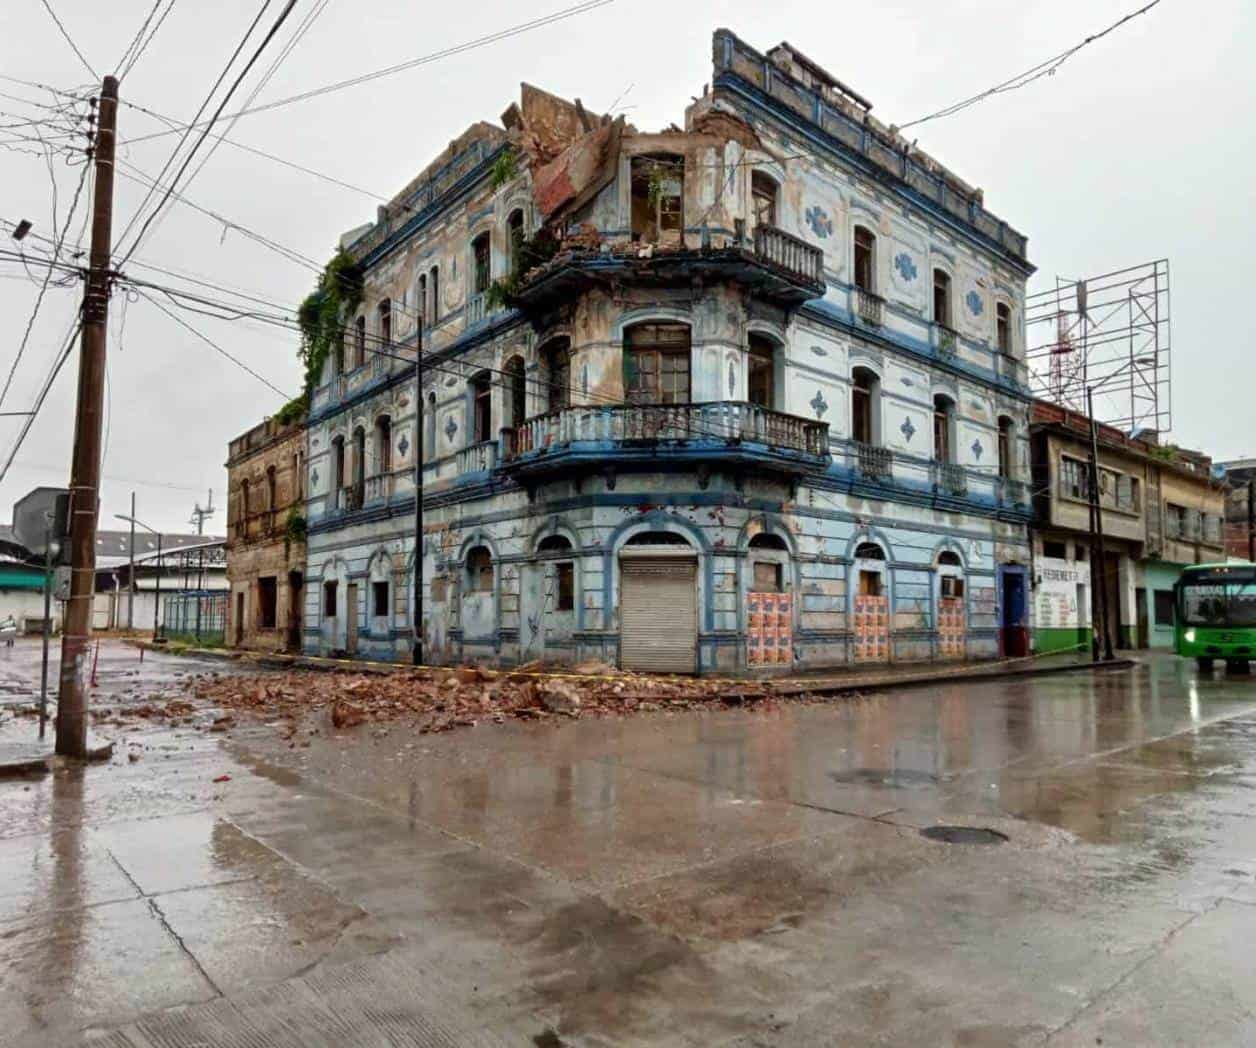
[
  {"left": 287, "top": 571, "right": 303, "bottom": 652},
  {"left": 1000, "top": 568, "right": 1028, "bottom": 657}
]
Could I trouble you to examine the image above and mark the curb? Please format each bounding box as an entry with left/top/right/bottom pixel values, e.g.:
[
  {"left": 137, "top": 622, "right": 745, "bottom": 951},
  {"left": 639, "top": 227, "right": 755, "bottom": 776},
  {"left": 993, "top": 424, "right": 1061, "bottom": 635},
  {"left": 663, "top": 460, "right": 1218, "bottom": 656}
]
[{"left": 784, "top": 658, "right": 1139, "bottom": 699}]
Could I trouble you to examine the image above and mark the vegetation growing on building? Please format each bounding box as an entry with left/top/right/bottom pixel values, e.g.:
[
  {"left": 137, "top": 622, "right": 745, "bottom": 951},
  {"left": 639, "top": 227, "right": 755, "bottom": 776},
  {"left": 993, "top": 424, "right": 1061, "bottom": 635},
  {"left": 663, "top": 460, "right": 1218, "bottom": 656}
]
[
  {"left": 484, "top": 228, "right": 561, "bottom": 310},
  {"left": 296, "top": 249, "right": 363, "bottom": 397}
]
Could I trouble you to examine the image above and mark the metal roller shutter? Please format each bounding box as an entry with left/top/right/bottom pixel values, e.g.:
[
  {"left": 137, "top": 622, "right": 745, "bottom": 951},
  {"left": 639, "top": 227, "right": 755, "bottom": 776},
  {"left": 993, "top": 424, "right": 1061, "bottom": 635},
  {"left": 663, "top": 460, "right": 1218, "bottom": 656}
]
[{"left": 620, "top": 557, "right": 697, "bottom": 673}]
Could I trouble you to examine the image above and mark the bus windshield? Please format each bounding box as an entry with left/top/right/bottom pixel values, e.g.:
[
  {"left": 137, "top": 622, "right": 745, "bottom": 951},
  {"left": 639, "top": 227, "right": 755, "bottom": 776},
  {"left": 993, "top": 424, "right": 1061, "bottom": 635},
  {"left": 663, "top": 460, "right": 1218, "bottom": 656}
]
[{"left": 1180, "top": 580, "right": 1256, "bottom": 627}]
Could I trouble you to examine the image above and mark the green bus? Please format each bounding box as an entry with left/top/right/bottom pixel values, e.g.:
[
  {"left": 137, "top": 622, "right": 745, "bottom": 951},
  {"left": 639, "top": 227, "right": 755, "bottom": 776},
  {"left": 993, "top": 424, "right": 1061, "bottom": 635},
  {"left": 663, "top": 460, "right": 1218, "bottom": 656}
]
[{"left": 1174, "top": 562, "right": 1256, "bottom": 672}]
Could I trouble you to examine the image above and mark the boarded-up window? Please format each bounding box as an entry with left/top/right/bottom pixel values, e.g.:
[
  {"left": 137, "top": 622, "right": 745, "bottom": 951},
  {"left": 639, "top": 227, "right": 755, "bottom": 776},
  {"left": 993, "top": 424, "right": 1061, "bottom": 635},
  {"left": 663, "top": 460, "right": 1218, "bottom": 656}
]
[
  {"left": 430, "top": 575, "right": 447, "bottom": 602},
  {"left": 753, "top": 561, "right": 783, "bottom": 592},
  {"left": 624, "top": 323, "right": 690, "bottom": 405}
]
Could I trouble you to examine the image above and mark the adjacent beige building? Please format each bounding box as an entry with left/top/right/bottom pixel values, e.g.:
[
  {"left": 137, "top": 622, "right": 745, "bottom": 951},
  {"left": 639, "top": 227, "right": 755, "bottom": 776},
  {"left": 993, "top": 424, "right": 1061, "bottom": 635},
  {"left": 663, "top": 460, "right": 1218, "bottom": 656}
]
[{"left": 225, "top": 414, "right": 307, "bottom": 651}]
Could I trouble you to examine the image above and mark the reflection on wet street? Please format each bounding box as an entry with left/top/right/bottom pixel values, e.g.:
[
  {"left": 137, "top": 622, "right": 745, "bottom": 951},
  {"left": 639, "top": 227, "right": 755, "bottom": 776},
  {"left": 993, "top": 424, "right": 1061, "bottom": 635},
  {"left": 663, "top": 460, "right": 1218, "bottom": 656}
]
[{"left": 1, "top": 642, "right": 1255, "bottom": 1046}]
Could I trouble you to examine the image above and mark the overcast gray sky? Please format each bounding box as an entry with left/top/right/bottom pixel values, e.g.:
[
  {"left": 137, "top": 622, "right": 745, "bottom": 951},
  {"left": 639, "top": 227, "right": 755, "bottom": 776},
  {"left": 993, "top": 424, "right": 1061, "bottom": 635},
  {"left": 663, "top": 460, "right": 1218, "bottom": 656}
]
[{"left": 0, "top": 0, "right": 1251, "bottom": 536}]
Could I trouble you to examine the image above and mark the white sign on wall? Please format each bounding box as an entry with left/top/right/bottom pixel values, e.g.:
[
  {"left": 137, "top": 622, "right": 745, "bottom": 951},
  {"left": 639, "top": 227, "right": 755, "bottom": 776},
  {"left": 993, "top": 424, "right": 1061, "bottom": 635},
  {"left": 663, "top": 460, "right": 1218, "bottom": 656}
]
[{"left": 1035, "top": 557, "right": 1090, "bottom": 629}]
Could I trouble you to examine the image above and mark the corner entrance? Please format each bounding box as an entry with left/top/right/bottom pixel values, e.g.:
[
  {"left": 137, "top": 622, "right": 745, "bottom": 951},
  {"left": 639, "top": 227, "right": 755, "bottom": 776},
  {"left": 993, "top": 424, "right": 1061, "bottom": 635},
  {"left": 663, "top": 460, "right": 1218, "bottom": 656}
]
[{"left": 619, "top": 534, "right": 697, "bottom": 674}]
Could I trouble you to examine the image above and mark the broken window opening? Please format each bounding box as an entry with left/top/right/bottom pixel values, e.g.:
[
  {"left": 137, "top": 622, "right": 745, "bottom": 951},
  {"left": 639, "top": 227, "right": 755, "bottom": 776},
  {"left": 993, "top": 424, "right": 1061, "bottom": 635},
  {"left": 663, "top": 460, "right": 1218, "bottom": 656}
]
[
  {"left": 377, "top": 298, "right": 392, "bottom": 349},
  {"left": 630, "top": 154, "right": 684, "bottom": 244},
  {"left": 997, "top": 416, "right": 1013, "bottom": 480},
  {"left": 372, "top": 580, "right": 389, "bottom": 618},
  {"left": 852, "top": 367, "right": 880, "bottom": 445},
  {"left": 542, "top": 338, "right": 571, "bottom": 414},
  {"left": 933, "top": 394, "right": 955, "bottom": 464},
  {"left": 504, "top": 355, "right": 526, "bottom": 429},
  {"left": 323, "top": 579, "right": 338, "bottom": 617},
  {"left": 257, "top": 576, "right": 277, "bottom": 629},
  {"left": 353, "top": 315, "right": 366, "bottom": 368},
  {"left": 751, "top": 171, "right": 778, "bottom": 228},
  {"left": 466, "top": 547, "right": 493, "bottom": 593}
]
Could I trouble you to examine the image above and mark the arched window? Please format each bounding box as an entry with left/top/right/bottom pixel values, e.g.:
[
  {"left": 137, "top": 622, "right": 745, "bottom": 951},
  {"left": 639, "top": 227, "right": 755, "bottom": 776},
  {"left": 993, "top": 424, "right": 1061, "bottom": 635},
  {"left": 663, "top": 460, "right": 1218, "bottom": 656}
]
[
  {"left": 293, "top": 451, "right": 304, "bottom": 502},
  {"left": 996, "top": 302, "right": 1012, "bottom": 355},
  {"left": 748, "top": 334, "right": 777, "bottom": 409},
  {"left": 626, "top": 531, "right": 691, "bottom": 547},
  {"left": 333, "top": 332, "right": 345, "bottom": 376},
  {"left": 471, "top": 232, "right": 491, "bottom": 296},
  {"left": 353, "top": 315, "right": 366, "bottom": 368},
  {"left": 425, "top": 392, "right": 437, "bottom": 458},
  {"left": 466, "top": 546, "right": 493, "bottom": 592},
  {"left": 938, "top": 550, "right": 962, "bottom": 567},
  {"left": 749, "top": 532, "right": 788, "bottom": 592},
  {"left": 266, "top": 466, "right": 277, "bottom": 514},
  {"left": 933, "top": 394, "right": 955, "bottom": 464},
  {"left": 853, "top": 226, "right": 876, "bottom": 293},
  {"left": 751, "top": 171, "right": 778, "bottom": 227},
  {"left": 998, "top": 415, "right": 1014, "bottom": 479},
  {"left": 538, "top": 534, "right": 574, "bottom": 611},
  {"left": 470, "top": 372, "right": 492, "bottom": 443},
  {"left": 377, "top": 298, "right": 392, "bottom": 350},
  {"left": 851, "top": 367, "right": 880, "bottom": 445},
  {"left": 624, "top": 322, "right": 690, "bottom": 405},
  {"left": 507, "top": 209, "right": 525, "bottom": 271},
  {"left": 854, "top": 541, "right": 885, "bottom": 561},
  {"left": 428, "top": 266, "right": 439, "bottom": 324},
  {"left": 331, "top": 436, "right": 345, "bottom": 494},
  {"left": 352, "top": 426, "right": 366, "bottom": 492},
  {"left": 932, "top": 269, "right": 952, "bottom": 327},
  {"left": 240, "top": 478, "right": 250, "bottom": 521},
  {"left": 504, "top": 355, "right": 526, "bottom": 429},
  {"left": 630, "top": 154, "right": 684, "bottom": 242},
  {"left": 542, "top": 338, "right": 570, "bottom": 413},
  {"left": 375, "top": 415, "right": 392, "bottom": 475},
  {"left": 417, "top": 274, "right": 427, "bottom": 330}
]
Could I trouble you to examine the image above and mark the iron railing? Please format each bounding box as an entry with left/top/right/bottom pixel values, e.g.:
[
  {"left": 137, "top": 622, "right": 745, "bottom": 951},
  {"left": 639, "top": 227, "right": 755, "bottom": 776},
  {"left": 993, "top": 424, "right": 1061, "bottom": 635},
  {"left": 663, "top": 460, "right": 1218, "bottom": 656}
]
[
  {"left": 753, "top": 224, "right": 824, "bottom": 286},
  {"left": 503, "top": 402, "right": 828, "bottom": 460},
  {"left": 850, "top": 441, "right": 892, "bottom": 480},
  {"left": 855, "top": 287, "right": 884, "bottom": 326},
  {"left": 933, "top": 462, "right": 967, "bottom": 496},
  {"left": 998, "top": 476, "right": 1029, "bottom": 506}
]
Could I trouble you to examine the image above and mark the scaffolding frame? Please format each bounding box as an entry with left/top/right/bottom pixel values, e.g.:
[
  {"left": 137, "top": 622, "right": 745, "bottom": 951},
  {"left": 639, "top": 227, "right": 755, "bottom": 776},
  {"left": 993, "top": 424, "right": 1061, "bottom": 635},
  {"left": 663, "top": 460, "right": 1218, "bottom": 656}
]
[{"left": 1026, "top": 259, "right": 1171, "bottom": 437}]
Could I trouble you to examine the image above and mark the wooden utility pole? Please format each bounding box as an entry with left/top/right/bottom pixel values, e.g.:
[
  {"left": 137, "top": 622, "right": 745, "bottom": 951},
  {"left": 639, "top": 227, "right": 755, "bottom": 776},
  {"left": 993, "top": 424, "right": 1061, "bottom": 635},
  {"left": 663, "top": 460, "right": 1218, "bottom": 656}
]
[{"left": 55, "top": 75, "right": 118, "bottom": 758}]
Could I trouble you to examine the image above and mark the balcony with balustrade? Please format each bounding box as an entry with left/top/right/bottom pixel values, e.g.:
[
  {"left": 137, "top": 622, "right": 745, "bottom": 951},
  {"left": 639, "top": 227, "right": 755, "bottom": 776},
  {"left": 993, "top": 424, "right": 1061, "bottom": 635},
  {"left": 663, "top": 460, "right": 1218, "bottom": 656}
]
[
  {"left": 847, "top": 441, "right": 893, "bottom": 481},
  {"left": 932, "top": 462, "right": 968, "bottom": 498},
  {"left": 501, "top": 401, "right": 828, "bottom": 485},
  {"left": 506, "top": 224, "right": 825, "bottom": 315},
  {"left": 854, "top": 286, "right": 884, "bottom": 326}
]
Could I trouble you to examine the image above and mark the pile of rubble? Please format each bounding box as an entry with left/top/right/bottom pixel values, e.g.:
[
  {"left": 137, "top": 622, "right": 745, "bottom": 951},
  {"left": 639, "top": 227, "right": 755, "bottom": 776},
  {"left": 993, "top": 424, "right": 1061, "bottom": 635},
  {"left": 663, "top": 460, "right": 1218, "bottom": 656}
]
[{"left": 170, "top": 661, "right": 785, "bottom": 737}]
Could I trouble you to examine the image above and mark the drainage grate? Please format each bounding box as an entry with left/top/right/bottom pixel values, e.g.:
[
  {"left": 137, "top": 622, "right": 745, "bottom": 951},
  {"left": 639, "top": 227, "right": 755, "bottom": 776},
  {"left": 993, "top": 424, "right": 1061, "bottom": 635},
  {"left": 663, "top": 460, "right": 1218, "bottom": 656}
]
[{"left": 920, "top": 825, "right": 1008, "bottom": 845}]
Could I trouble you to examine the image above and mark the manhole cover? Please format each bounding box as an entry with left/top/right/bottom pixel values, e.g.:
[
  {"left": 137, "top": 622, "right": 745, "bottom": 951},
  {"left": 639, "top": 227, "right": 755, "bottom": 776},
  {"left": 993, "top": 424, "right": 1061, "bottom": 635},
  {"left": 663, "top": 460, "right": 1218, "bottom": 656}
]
[{"left": 920, "top": 825, "right": 1008, "bottom": 845}]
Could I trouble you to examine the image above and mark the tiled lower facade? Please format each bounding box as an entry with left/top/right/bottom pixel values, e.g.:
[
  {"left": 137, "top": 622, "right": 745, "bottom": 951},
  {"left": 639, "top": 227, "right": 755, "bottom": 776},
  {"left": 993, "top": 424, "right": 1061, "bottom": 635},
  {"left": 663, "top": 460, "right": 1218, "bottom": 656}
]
[{"left": 304, "top": 470, "right": 1031, "bottom": 673}]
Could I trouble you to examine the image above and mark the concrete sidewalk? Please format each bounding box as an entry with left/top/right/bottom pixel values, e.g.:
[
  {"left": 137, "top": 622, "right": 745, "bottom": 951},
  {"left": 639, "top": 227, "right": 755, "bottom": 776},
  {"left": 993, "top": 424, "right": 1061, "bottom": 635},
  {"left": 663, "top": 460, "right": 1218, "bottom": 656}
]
[{"left": 127, "top": 637, "right": 1136, "bottom": 697}]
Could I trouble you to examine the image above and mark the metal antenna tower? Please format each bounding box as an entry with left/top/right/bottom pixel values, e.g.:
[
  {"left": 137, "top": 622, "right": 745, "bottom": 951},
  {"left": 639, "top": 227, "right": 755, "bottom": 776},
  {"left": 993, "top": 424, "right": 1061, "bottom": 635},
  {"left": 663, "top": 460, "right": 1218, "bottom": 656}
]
[
  {"left": 189, "top": 489, "right": 215, "bottom": 535},
  {"left": 1027, "top": 259, "right": 1171, "bottom": 438}
]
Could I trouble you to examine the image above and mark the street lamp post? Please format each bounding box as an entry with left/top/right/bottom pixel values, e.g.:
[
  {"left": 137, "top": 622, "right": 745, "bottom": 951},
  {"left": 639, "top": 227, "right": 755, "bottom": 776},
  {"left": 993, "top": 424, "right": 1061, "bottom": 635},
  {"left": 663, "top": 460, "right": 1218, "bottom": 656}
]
[{"left": 115, "top": 514, "right": 163, "bottom": 640}]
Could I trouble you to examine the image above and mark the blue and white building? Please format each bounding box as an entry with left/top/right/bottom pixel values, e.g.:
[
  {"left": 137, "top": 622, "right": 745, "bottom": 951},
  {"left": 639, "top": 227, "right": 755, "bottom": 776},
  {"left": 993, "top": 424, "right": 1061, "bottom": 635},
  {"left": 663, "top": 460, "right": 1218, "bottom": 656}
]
[{"left": 302, "top": 33, "right": 1036, "bottom": 673}]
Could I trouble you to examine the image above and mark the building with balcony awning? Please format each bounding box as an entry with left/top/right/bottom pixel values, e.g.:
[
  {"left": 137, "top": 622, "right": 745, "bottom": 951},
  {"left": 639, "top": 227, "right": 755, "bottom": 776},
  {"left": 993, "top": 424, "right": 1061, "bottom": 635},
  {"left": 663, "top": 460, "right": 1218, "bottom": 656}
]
[{"left": 299, "top": 32, "right": 1037, "bottom": 673}]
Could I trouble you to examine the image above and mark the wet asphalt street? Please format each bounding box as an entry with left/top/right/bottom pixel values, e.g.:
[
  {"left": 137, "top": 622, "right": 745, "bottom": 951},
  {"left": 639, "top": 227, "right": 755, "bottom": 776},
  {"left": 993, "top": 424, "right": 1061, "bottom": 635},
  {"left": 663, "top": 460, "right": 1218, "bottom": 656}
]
[{"left": 1, "top": 640, "right": 1255, "bottom": 1046}]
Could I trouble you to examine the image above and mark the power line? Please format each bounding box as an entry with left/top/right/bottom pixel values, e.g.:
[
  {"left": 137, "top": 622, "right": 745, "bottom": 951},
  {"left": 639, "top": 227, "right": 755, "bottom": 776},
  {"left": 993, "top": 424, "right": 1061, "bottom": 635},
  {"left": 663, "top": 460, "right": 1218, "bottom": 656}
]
[
  {"left": 0, "top": 315, "right": 82, "bottom": 486},
  {"left": 37, "top": 0, "right": 98, "bottom": 81},
  {"left": 137, "top": 289, "right": 296, "bottom": 399},
  {"left": 111, "top": 0, "right": 284, "bottom": 259},
  {"left": 898, "top": 0, "right": 1163, "bottom": 131},
  {"left": 116, "top": 0, "right": 180, "bottom": 82},
  {"left": 0, "top": 162, "right": 90, "bottom": 410},
  {"left": 119, "top": 0, "right": 617, "bottom": 147}
]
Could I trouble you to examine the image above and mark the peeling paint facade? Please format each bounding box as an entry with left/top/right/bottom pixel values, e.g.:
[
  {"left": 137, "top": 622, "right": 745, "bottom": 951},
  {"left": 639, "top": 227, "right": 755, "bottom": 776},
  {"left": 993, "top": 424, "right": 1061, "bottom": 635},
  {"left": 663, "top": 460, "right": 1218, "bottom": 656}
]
[{"left": 303, "top": 31, "right": 1037, "bottom": 671}]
